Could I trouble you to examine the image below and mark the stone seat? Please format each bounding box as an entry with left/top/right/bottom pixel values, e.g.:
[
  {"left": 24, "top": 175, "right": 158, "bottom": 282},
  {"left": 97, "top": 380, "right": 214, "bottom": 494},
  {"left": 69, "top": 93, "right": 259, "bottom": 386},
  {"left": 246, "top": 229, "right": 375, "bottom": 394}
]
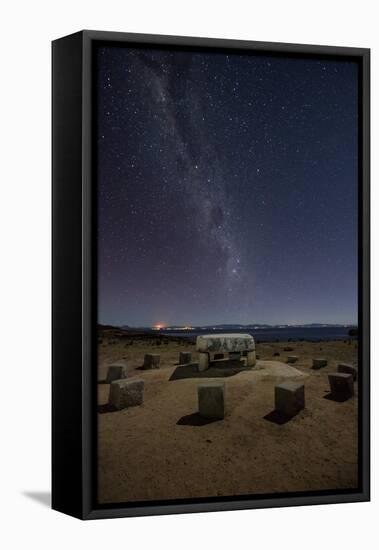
[
  {"left": 179, "top": 351, "right": 192, "bottom": 365},
  {"left": 196, "top": 333, "right": 256, "bottom": 371},
  {"left": 109, "top": 378, "right": 144, "bottom": 410},
  {"left": 275, "top": 381, "right": 305, "bottom": 418},
  {"left": 312, "top": 358, "right": 328, "bottom": 369},
  {"left": 106, "top": 363, "right": 128, "bottom": 383},
  {"left": 338, "top": 363, "right": 358, "bottom": 381},
  {"left": 198, "top": 381, "right": 225, "bottom": 420},
  {"left": 143, "top": 353, "right": 160, "bottom": 369},
  {"left": 328, "top": 373, "right": 354, "bottom": 400}
]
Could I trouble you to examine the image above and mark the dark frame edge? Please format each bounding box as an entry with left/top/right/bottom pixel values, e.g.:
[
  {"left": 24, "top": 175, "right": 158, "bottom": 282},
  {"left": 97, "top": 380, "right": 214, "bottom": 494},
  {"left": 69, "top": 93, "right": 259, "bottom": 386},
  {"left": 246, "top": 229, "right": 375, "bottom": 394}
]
[
  {"left": 360, "top": 47, "right": 370, "bottom": 502},
  {"left": 52, "top": 30, "right": 86, "bottom": 520}
]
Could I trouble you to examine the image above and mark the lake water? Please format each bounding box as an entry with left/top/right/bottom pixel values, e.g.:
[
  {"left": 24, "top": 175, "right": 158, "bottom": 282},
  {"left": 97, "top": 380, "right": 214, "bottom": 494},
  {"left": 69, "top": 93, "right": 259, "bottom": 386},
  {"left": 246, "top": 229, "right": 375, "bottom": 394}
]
[{"left": 163, "top": 326, "right": 355, "bottom": 342}]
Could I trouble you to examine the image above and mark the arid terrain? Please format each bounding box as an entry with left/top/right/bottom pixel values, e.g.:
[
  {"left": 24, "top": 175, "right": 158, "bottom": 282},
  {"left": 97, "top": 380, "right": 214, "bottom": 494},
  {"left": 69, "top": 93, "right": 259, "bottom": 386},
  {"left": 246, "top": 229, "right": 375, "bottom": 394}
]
[{"left": 97, "top": 326, "right": 359, "bottom": 504}]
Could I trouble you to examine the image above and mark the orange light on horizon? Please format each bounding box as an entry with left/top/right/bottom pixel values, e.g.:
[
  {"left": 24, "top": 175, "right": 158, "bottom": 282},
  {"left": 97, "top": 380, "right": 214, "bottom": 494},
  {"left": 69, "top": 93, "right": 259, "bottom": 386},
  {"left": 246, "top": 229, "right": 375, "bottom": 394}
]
[{"left": 152, "top": 323, "right": 165, "bottom": 330}]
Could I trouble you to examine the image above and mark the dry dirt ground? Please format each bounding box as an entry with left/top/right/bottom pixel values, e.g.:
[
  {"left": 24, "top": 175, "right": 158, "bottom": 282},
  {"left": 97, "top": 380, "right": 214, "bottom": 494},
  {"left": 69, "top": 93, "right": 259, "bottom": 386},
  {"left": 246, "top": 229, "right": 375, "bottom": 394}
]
[{"left": 97, "top": 329, "right": 359, "bottom": 504}]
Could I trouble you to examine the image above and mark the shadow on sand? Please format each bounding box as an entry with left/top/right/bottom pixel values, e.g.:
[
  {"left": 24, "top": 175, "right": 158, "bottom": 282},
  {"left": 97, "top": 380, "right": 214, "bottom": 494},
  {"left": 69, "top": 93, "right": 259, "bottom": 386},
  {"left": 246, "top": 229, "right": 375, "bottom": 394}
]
[
  {"left": 263, "top": 410, "right": 299, "bottom": 425},
  {"left": 97, "top": 403, "right": 118, "bottom": 414},
  {"left": 177, "top": 412, "right": 221, "bottom": 426},
  {"left": 169, "top": 360, "right": 251, "bottom": 381},
  {"left": 323, "top": 392, "right": 353, "bottom": 403}
]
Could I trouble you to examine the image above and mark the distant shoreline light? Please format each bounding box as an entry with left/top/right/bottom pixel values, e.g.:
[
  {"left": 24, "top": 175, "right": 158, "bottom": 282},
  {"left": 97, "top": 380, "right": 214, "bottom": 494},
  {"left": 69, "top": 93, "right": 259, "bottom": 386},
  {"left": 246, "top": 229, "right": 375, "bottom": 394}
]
[
  {"left": 152, "top": 325, "right": 195, "bottom": 331},
  {"left": 148, "top": 324, "right": 355, "bottom": 330}
]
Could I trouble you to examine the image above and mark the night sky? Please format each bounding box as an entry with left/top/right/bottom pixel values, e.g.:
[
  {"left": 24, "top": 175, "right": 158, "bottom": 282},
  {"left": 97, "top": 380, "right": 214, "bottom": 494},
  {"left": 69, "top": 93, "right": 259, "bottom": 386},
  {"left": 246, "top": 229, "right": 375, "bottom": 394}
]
[{"left": 96, "top": 45, "right": 358, "bottom": 327}]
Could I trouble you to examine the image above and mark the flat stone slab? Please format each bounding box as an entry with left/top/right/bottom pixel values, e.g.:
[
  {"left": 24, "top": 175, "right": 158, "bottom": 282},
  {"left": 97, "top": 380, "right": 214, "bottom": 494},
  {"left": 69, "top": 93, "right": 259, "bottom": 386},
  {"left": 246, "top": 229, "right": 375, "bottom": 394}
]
[
  {"left": 198, "top": 381, "right": 225, "bottom": 419},
  {"left": 275, "top": 381, "right": 305, "bottom": 417},
  {"left": 338, "top": 363, "right": 358, "bottom": 381},
  {"left": 287, "top": 356, "right": 298, "bottom": 364},
  {"left": 312, "top": 358, "right": 328, "bottom": 369},
  {"left": 143, "top": 354, "right": 160, "bottom": 369},
  {"left": 196, "top": 333, "right": 255, "bottom": 353},
  {"left": 328, "top": 373, "right": 354, "bottom": 400},
  {"left": 106, "top": 363, "right": 128, "bottom": 383},
  {"left": 109, "top": 378, "right": 144, "bottom": 410},
  {"left": 179, "top": 352, "right": 192, "bottom": 364}
]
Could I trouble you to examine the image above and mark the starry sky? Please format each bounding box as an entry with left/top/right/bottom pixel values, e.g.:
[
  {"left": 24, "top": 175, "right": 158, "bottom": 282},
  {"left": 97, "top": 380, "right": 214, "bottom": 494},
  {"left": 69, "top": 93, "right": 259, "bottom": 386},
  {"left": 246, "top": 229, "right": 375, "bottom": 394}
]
[{"left": 96, "top": 44, "right": 358, "bottom": 327}]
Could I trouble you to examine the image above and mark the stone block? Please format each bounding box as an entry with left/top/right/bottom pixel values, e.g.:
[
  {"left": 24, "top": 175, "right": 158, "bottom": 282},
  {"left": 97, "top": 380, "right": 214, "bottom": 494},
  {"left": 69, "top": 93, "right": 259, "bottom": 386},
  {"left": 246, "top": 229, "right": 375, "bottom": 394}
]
[
  {"left": 198, "top": 382, "right": 225, "bottom": 419},
  {"left": 106, "top": 363, "right": 128, "bottom": 383},
  {"left": 109, "top": 378, "right": 144, "bottom": 410},
  {"left": 198, "top": 352, "right": 209, "bottom": 371},
  {"left": 328, "top": 373, "right": 354, "bottom": 400},
  {"left": 143, "top": 353, "right": 160, "bottom": 369},
  {"left": 229, "top": 352, "right": 241, "bottom": 360},
  {"left": 312, "top": 358, "right": 328, "bottom": 369},
  {"left": 275, "top": 381, "right": 305, "bottom": 417},
  {"left": 287, "top": 356, "right": 298, "bottom": 364},
  {"left": 179, "top": 351, "right": 192, "bottom": 364},
  {"left": 338, "top": 363, "right": 358, "bottom": 381}
]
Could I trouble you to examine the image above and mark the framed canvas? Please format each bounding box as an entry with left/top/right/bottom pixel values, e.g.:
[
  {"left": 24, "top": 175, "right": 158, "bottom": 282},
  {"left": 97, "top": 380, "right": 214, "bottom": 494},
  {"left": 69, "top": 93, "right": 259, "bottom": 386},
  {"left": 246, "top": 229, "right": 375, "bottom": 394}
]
[{"left": 52, "top": 30, "right": 370, "bottom": 520}]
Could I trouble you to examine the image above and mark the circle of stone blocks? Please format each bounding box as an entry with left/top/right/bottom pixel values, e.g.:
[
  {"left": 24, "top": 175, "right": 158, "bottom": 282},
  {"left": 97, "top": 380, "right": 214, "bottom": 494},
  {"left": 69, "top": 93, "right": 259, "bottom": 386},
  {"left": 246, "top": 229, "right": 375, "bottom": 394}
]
[
  {"left": 287, "top": 356, "right": 298, "bottom": 364},
  {"left": 338, "top": 363, "right": 358, "bottom": 381},
  {"left": 179, "top": 351, "right": 192, "bottom": 364},
  {"left": 275, "top": 381, "right": 305, "bottom": 418},
  {"left": 109, "top": 378, "right": 144, "bottom": 410},
  {"left": 312, "top": 358, "right": 328, "bottom": 369},
  {"left": 198, "top": 381, "right": 225, "bottom": 420},
  {"left": 328, "top": 373, "right": 354, "bottom": 400},
  {"left": 143, "top": 353, "right": 160, "bottom": 369},
  {"left": 106, "top": 364, "right": 128, "bottom": 383}
]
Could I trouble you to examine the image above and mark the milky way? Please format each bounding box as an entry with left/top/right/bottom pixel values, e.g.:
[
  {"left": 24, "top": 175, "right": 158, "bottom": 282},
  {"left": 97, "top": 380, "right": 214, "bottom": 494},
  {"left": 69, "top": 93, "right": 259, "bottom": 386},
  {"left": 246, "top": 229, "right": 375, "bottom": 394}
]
[{"left": 96, "top": 45, "right": 358, "bottom": 327}]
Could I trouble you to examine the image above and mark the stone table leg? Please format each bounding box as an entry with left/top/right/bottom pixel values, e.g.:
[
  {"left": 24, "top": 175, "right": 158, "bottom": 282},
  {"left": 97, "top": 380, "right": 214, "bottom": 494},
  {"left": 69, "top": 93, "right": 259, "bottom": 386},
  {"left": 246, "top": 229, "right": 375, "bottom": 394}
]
[
  {"left": 198, "top": 352, "right": 209, "bottom": 371},
  {"left": 246, "top": 350, "right": 256, "bottom": 367}
]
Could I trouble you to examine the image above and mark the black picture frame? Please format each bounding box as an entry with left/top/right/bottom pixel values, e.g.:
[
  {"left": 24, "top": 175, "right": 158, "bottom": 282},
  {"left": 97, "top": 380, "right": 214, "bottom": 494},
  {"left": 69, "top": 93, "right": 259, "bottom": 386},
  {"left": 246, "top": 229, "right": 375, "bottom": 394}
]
[{"left": 52, "top": 30, "right": 370, "bottom": 520}]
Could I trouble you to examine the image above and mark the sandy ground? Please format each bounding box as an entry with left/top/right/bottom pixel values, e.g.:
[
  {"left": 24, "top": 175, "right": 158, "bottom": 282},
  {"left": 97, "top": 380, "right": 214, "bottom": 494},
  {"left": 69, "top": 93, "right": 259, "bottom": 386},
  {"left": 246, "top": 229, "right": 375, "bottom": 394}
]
[{"left": 97, "top": 328, "right": 359, "bottom": 504}]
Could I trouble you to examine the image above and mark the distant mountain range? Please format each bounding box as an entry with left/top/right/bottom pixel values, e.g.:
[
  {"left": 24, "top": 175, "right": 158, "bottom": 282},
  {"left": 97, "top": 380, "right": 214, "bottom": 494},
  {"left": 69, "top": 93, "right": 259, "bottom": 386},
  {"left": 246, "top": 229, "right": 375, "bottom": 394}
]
[{"left": 120, "top": 323, "right": 357, "bottom": 331}]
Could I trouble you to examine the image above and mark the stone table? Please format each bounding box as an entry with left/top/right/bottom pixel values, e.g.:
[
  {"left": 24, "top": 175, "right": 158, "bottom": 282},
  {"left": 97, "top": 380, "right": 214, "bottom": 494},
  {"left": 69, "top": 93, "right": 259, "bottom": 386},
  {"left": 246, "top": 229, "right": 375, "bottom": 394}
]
[{"left": 196, "top": 333, "right": 256, "bottom": 371}]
